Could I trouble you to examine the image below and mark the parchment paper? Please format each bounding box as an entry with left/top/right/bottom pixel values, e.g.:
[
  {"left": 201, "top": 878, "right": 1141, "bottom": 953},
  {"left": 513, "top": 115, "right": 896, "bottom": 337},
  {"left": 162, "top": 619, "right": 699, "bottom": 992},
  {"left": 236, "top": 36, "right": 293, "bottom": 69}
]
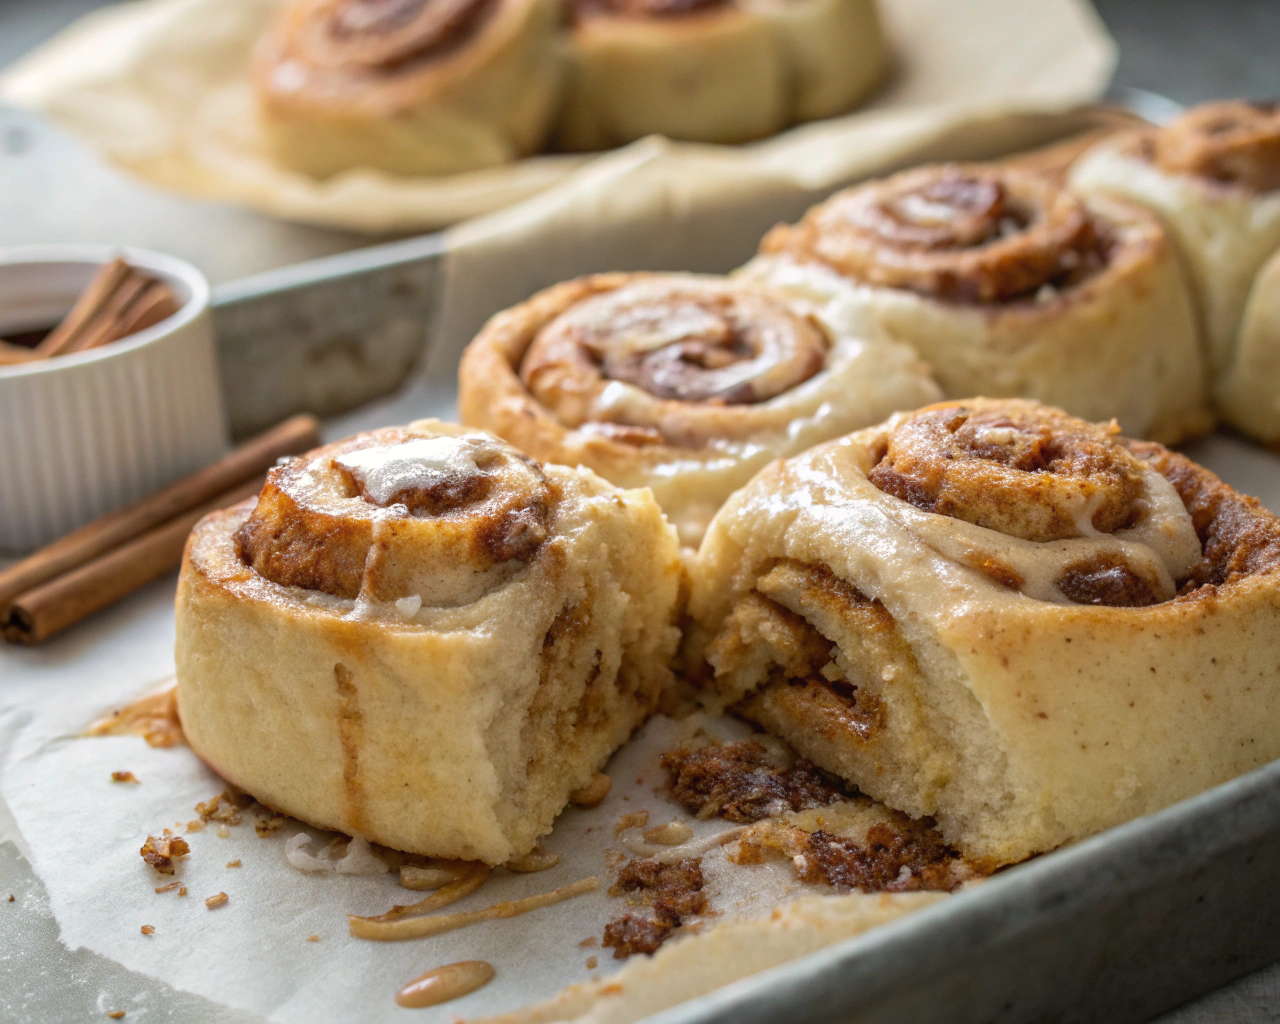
[
  {"left": 0, "top": 0, "right": 1114, "bottom": 233},
  {"left": 3, "top": 378, "right": 1280, "bottom": 1023}
]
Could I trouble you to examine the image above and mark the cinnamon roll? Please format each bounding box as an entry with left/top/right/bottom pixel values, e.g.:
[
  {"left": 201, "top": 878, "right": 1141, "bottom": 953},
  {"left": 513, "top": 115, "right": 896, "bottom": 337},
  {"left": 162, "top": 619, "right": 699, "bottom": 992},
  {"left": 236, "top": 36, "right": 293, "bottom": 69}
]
[
  {"left": 1218, "top": 248, "right": 1280, "bottom": 444},
  {"left": 456, "top": 272, "right": 941, "bottom": 547},
  {"left": 744, "top": 163, "right": 1210, "bottom": 444},
  {"left": 686, "top": 398, "right": 1280, "bottom": 866},
  {"left": 552, "top": 0, "right": 887, "bottom": 151},
  {"left": 252, "top": 0, "right": 562, "bottom": 177},
  {"left": 1071, "top": 101, "right": 1280, "bottom": 441},
  {"left": 175, "top": 421, "right": 682, "bottom": 864}
]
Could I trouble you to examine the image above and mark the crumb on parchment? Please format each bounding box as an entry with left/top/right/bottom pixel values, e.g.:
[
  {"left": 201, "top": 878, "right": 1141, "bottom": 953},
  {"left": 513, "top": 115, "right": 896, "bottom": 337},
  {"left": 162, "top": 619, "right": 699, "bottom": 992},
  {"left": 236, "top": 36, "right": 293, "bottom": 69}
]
[
  {"left": 141, "top": 925, "right": 155, "bottom": 935},
  {"left": 140, "top": 835, "right": 190, "bottom": 875},
  {"left": 307, "top": 934, "right": 320, "bottom": 943},
  {"left": 586, "top": 956, "right": 598, "bottom": 969},
  {"left": 205, "top": 892, "right": 228, "bottom": 910},
  {"left": 154, "top": 881, "right": 181, "bottom": 894},
  {"left": 226, "top": 860, "right": 242, "bottom": 868},
  {"left": 111, "top": 771, "right": 139, "bottom": 784},
  {"left": 106, "top": 1012, "right": 125, "bottom": 1019}
]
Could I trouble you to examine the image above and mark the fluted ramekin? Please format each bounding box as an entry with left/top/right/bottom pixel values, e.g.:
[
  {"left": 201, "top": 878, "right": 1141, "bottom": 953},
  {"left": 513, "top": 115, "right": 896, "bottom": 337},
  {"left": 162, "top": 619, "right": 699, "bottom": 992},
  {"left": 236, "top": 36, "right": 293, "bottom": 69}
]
[{"left": 0, "top": 245, "right": 228, "bottom": 554}]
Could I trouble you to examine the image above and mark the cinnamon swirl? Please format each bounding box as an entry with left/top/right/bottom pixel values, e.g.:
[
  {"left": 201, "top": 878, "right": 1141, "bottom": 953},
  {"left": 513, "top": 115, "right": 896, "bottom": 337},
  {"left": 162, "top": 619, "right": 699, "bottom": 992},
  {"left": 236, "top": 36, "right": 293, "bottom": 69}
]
[
  {"left": 552, "top": 0, "right": 887, "bottom": 151},
  {"left": 686, "top": 398, "right": 1280, "bottom": 866},
  {"left": 1071, "top": 101, "right": 1280, "bottom": 442},
  {"left": 744, "top": 163, "right": 1210, "bottom": 444},
  {"left": 253, "top": 0, "right": 562, "bottom": 177},
  {"left": 176, "top": 421, "right": 682, "bottom": 864},
  {"left": 457, "top": 272, "right": 940, "bottom": 547}
]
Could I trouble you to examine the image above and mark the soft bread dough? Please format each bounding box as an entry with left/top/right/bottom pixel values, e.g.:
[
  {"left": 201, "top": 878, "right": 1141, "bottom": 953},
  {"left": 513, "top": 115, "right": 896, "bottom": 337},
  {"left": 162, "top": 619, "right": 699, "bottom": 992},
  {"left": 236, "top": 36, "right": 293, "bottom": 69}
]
[
  {"left": 685, "top": 399, "right": 1280, "bottom": 866},
  {"left": 1217, "top": 248, "right": 1280, "bottom": 444},
  {"left": 1071, "top": 130, "right": 1280, "bottom": 377},
  {"left": 457, "top": 272, "right": 941, "bottom": 547},
  {"left": 254, "top": 0, "right": 563, "bottom": 177},
  {"left": 553, "top": 0, "right": 886, "bottom": 151},
  {"left": 175, "top": 420, "right": 682, "bottom": 864},
  {"left": 743, "top": 174, "right": 1210, "bottom": 445}
]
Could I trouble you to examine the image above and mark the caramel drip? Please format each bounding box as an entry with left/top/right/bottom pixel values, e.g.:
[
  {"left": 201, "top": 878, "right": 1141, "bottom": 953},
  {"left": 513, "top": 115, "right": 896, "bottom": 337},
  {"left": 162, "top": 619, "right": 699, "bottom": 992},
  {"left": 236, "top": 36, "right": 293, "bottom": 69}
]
[
  {"left": 1151, "top": 101, "right": 1280, "bottom": 193},
  {"left": 85, "top": 684, "right": 186, "bottom": 748},
  {"left": 520, "top": 278, "right": 828, "bottom": 429},
  {"left": 762, "top": 164, "right": 1103, "bottom": 303},
  {"left": 868, "top": 402, "right": 1146, "bottom": 544},
  {"left": 395, "top": 960, "right": 495, "bottom": 1008},
  {"left": 293, "top": 0, "right": 496, "bottom": 69}
]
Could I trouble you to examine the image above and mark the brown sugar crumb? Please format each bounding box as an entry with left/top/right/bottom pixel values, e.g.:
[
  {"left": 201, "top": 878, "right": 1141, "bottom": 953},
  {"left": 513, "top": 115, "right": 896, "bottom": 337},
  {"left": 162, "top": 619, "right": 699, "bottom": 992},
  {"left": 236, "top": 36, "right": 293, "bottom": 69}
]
[
  {"left": 603, "top": 858, "right": 706, "bottom": 959},
  {"left": 7, "top": 894, "right": 14, "bottom": 902},
  {"left": 661, "top": 741, "right": 847, "bottom": 823},
  {"left": 216, "top": 825, "right": 231, "bottom": 839},
  {"left": 306, "top": 934, "right": 320, "bottom": 943},
  {"left": 578, "top": 935, "right": 598, "bottom": 948},
  {"left": 178, "top": 887, "right": 188, "bottom": 897},
  {"left": 205, "top": 892, "right": 229, "bottom": 910},
  {"left": 111, "top": 771, "right": 139, "bottom": 784},
  {"left": 226, "top": 860, "right": 242, "bottom": 868},
  {"left": 106, "top": 1012, "right": 126, "bottom": 1019},
  {"left": 613, "top": 810, "right": 649, "bottom": 836},
  {"left": 140, "top": 834, "right": 190, "bottom": 875},
  {"left": 196, "top": 789, "right": 253, "bottom": 826},
  {"left": 735, "top": 818, "right": 973, "bottom": 893},
  {"left": 140, "top": 925, "right": 155, "bottom": 935},
  {"left": 185, "top": 820, "right": 205, "bottom": 833},
  {"left": 255, "top": 814, "right": 286, "bottom": 838},
  {"left": 154, "top": 881, "right": 181, "bottom": 894},
  {"left": 586, "top": 956, "right": 599, "bottom": 969}
]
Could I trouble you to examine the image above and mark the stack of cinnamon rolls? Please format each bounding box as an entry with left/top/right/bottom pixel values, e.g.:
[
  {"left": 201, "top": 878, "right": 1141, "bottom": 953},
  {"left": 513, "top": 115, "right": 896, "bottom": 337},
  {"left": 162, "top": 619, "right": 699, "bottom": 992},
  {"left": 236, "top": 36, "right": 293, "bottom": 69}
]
[{"left": 176, "top": 102, "right": 1280, "bottom": 883}]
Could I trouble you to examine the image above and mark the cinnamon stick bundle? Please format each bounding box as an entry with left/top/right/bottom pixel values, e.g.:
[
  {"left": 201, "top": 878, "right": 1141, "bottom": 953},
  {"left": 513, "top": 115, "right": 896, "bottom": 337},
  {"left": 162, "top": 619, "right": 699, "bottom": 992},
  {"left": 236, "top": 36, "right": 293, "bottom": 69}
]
[{"left": 0, "top": 414, "right": 321, "bottom": 645}]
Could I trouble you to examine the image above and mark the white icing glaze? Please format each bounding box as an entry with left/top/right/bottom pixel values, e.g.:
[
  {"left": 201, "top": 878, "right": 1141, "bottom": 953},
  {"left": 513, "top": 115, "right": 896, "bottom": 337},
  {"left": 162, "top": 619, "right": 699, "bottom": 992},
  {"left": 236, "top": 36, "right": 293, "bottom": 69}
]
[{"left": 334, "top": 436, "right": 480, "bottom": 506}]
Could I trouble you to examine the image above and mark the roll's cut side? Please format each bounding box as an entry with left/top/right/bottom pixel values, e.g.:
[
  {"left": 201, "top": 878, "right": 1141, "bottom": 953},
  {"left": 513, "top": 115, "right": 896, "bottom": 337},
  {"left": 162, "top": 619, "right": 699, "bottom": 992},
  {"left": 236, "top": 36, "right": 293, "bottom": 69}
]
[
  {"left": 458, "top": 272, "right": 940, "bottom": 547},
  {"left": 253, "top": 0, "right": 564, "bottom": 176},
  {"left": 686, "top": 398, "right": 1280, "bottom": 866},
  {"left": 176, "top": 420, "right": 682, "bottom": 864},
  {"left": 745, "top": 163, "right": 1210, "bottom": 444}
]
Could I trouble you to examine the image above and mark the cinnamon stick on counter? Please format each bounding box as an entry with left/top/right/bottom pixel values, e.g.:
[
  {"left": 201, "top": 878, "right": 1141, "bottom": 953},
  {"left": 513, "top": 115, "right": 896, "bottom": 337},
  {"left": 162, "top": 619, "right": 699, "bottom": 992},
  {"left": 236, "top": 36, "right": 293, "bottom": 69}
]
[
  {"left": 3, "top": 477, "right": 264, "bottom": 645},
  {"left": 0, "top": 414, "right": 322, "bottom": 644}
]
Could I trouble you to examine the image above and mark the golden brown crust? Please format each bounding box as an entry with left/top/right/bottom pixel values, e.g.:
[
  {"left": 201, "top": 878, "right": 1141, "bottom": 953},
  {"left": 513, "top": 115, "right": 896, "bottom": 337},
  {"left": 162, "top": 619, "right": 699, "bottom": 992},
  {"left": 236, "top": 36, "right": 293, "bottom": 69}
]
[
  {"left": 760, "top": 164, "right": 1107, "bottom": 303},
  {"left": 1148, "top": 101, "right": 1280, "bottom": 194},
  {"left": 286, "top": 0, "right": 498, "bottom": 71}
]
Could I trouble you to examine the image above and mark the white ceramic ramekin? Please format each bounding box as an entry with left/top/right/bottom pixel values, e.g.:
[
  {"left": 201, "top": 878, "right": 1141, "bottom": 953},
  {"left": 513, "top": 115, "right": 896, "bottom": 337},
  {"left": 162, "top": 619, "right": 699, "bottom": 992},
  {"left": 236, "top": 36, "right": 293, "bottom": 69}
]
[{"left": 0, "top": 245, "right": 229, "bottom": 554}]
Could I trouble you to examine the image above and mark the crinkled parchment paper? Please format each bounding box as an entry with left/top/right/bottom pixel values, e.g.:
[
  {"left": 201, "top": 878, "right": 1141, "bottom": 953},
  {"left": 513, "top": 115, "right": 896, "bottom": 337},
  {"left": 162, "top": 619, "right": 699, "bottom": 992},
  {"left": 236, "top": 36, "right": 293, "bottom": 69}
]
[
  {"left": 0, "top": 0, "right": 1113, "bottom": 233},
  {"left": 3, "top": 379, "right": 1280, "bottom": 1023}
]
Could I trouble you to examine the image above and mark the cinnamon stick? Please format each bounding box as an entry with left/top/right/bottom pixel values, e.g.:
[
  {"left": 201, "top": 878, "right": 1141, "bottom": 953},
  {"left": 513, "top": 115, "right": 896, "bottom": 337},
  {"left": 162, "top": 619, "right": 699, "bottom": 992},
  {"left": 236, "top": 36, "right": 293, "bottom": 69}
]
[
  {"left": 0, "top": 414, "right": 321, "bottom": 611},
  {"left": 3, "top": 477, "right": 265, "bottom": 645},
  {"left": 35, "top": 257, "right": 132, "bottom": 357}
]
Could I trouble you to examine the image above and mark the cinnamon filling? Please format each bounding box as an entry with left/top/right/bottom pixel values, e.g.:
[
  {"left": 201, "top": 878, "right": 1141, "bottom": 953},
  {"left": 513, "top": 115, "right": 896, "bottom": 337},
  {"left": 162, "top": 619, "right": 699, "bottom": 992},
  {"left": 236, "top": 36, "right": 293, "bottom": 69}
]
[
  {"left": 761, "top": 164, "right": 1109, "bottom": 303},
  {"left": 661, "top": 740, "right": 849, "bottom": 823},
  {"left": 296, "top": 0, "right": 497, "bottom": 70},
  {"left": 1150, "top": 101, "right": 1280, "bottom": 193},
  {"left": 868, "top": 403, "right": 1146, "bottom": 543},
  {"left": 602, "top": 857, "right": 706, "bottom": 958},
  {"left": 235, "top": 429, "right": 550, "bottom": 601},
  {"left": 1056, "top": 552, "right": 1159, "bottom": 608},
  {"left": 519, "top": 279, "right": 829, "bottom": 428}
]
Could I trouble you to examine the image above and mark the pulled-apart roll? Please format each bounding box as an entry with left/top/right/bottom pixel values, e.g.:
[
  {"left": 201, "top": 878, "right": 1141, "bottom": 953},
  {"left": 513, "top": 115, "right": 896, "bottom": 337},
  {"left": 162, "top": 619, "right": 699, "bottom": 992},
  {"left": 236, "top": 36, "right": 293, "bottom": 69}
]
[
  {"left": 1071, "top": 101, "right": 1280, "bottom": 443},
  {"left": 553, "top": 0, "right": 887, "bottom": 151},
  {"left": 176, "top": 421, "right": 681, "bottom": 864},
  {"left": 253, "top": 0, "right": 562, "bottom": 177},
  {"left": 686, "top": 398, "right": 1280, "bottom": 866},
  {"left": 457, "top": 272, "right": 940, "bottom": 547},
  {"left": 744, "top": 163, "right": 1210, "bottom": 444}
]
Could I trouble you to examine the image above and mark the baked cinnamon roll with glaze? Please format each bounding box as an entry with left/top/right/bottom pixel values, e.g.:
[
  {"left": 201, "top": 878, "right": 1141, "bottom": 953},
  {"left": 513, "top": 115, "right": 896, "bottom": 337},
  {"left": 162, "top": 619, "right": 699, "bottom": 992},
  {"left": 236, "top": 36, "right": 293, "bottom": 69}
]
[
  {"left": 176, "top": 421, "right": 681, "bottom": 864},
  {"left": 685, "top": 398, "right": 1280, "bottom": 866},
  {"left": 253, "top": 0, "right": 562, "bottom": 177},
  {"left": 744, "top": 163, "right": 1210, "bottom": 444},
  {"left": 1071, "top": 101, "right": 1280, "bottom": 442},
  {"left": 1218, "top": 248, "right": 1280, "bottom": 445},
  {"left": 553, "top": 0, "right": 886, "bottom": 151},
  {"left": 457, "top": 272, "right": 940, "bottom": 547}
]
